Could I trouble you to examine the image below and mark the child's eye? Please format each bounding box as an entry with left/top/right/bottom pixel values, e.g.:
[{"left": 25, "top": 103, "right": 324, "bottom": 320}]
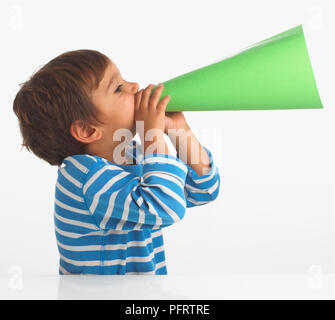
[{"left": 115, "top": 84, "right": 123, "bottom": 93}]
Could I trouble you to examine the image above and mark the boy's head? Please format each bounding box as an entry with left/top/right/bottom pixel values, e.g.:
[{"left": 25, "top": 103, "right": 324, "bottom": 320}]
[{"left": 13, "top": 49, "right": 139, "bottom": 167}]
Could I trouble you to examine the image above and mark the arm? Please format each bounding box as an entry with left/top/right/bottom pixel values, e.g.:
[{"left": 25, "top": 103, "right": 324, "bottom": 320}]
[
  {"left": 83, "top": 83, "right": 186, "bottom": 230},
  {"left": 169, "top": 125, "right": 211, "bottom": 176},
  {"left": 83, "top": 154, "right": 188, "bottom": 230},
  {"left": 165, "top": 115, "right": 221, "bottom": 208},
  {"left": 183, "top": 145, "right": 221, "bottom": 207}
]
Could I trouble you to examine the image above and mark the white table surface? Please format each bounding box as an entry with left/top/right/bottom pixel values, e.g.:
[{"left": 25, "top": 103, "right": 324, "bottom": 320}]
[{"left": 1, "top": 274, "right": 334, "bottom": 300}]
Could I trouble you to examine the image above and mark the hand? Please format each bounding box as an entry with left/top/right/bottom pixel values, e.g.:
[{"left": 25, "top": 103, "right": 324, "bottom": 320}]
[
  {"left": 135, "top": 83, "right": 170, "bottom": 134},
  {"left": 135, "top": 83, "right": 171, "bottom": 155},
  {"left": 164, "top": 111, "right": 190, "bottom": 135}
]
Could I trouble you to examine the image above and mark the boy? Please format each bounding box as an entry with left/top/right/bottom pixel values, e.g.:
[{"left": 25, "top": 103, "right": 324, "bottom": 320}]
[{"left": 13, "top": 49, "right": 221, "bottom": 275}]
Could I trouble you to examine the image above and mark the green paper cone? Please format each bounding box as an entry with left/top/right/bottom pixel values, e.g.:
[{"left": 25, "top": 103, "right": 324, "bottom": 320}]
[{"left": 153, "top": 25, "right": 323, "bottom": 111}]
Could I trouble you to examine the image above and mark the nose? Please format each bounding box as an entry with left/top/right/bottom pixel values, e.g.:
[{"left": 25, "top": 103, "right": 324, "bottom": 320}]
[{"left": 131, "top": 82, "right": 139, "bottom": 93}]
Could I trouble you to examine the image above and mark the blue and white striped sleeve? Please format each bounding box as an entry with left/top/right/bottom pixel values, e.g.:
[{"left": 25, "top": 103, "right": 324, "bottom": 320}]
[
  {"left": 183, "top": 146, "right": 221, "bottom": 208},
  {"left": 82, "top": 153, "right": 188, "bottom": 230}
]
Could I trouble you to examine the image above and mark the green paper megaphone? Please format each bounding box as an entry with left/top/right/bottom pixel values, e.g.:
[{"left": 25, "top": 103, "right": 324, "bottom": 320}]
[{"left": 153, "top": 25, "right": 323, "bottom": 111}]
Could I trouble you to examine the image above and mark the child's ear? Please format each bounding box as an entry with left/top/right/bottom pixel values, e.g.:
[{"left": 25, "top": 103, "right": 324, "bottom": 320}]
[{"left": 70, "top": 120, "right": 102, "bottom": 144}]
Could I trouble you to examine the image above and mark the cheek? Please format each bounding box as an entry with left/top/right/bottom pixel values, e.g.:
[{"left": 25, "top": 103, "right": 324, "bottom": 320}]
[
  {"left": 118, "top": 97, "right": 135, "bottom": 126},
  {"left": 124, "top": 96, "right": 135, "bottom": 115}
]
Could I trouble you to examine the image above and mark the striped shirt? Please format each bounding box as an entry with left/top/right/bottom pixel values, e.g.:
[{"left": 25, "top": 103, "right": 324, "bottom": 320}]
[{"left": 54, "top": 139, "right": 220, "bottom": 275}]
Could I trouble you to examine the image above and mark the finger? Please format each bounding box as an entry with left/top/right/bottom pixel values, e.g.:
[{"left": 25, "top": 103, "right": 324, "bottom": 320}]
[
  {"left": 149, "top": 84, "right": 164, "bottom": 109},
  {"left": 157, "top": 95, "right": 171, "bottom": 113},
  {"left": 135, "top": 89, "right": 143, "bottom": 111},
  {"left": 140, "top": 84, "right": 155, "bottom": 109}
]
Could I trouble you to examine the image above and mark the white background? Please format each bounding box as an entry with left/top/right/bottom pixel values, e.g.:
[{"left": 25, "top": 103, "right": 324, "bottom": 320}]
[{"left": 0, "top": 0, "right": 334, "bottom": 282}]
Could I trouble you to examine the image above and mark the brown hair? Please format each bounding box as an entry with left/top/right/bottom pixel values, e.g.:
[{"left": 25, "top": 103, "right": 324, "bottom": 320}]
[{"left": 13, "top": 49, "right": 110, "bottom": 167}]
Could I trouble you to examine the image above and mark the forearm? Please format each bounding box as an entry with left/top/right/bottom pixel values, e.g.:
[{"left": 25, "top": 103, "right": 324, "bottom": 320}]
[{"left": 168, "top": 126, "right": 211, "bottom": 176}]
